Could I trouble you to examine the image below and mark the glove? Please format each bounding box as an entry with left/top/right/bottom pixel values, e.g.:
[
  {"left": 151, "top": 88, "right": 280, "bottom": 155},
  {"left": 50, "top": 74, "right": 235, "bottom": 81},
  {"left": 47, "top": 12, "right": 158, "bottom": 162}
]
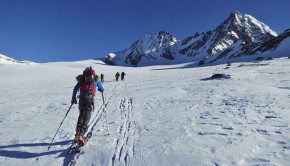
[{"left": 71, "top": 98, "right": 77, "bottom": 104}]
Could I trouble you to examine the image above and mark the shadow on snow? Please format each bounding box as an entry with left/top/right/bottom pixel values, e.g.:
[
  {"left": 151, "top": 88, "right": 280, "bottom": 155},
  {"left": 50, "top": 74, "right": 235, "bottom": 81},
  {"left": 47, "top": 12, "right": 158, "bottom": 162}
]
[{"left": 0, "top": 140, "right": 71, "bottom": 159}]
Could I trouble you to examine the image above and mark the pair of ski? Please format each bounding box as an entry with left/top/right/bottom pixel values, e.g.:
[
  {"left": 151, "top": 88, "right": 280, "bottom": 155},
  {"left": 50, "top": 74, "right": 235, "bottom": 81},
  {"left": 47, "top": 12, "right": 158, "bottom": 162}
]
[{"left": 67, "top": 132, "right": 92, "bottom": 166}]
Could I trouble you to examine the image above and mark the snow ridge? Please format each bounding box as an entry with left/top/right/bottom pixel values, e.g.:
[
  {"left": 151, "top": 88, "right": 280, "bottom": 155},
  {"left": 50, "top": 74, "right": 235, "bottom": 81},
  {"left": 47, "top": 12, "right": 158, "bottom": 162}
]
[
  {"left": 0, "top": 54, "right": 33, "bottom": 65},
  {"left": 105, "top": 31, "right": 179, "bottom": 67}
]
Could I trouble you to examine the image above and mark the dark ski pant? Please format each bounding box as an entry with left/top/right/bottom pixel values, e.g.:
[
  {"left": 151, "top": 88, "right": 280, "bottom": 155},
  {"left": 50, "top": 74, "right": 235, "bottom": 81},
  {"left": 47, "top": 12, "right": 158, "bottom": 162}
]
[{"left": 76, "top": 107, "right": 92, "bottom": 136}]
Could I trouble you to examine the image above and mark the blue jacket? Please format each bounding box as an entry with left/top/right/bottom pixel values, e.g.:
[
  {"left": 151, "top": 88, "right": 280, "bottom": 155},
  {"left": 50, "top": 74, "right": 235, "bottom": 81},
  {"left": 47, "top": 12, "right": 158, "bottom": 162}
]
[{"left": 72, "top": 81, "right": 104, "bottom": 101}]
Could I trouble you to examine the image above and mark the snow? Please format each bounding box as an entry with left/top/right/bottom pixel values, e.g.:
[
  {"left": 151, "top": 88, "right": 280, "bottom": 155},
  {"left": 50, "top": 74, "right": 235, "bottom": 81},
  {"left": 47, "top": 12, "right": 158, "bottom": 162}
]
[
  {"left": 229, "top": 31, "right": 239, "bottom": 39},
  {"left": 0, "top": 54, "right": 34, "bottom": 65},
  {"left": 233, "top": 13, "right": 278, "bottom": 38},
  {"left": 249, "top": 37, "right": 290, "bottom": 60},
  {"left": 245, "top": 14, "right": 278, "bottom": 37},
  {"left": 1, "top": 58, "right": 290, "bottom": 166},
  {"left": 107, "top": 53, "right": 117, "bottom": 59}
]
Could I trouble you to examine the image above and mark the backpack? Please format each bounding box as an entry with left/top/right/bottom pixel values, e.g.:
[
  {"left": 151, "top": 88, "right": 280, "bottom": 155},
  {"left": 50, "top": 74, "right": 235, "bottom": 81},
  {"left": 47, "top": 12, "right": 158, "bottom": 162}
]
[{"left": 78, "top": 67, "right": 97, "bottom": 108}]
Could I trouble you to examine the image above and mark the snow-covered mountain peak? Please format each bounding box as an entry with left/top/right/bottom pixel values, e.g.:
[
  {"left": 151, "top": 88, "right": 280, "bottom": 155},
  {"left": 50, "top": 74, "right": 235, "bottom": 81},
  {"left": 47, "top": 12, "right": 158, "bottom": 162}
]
[
  {"left": 225, "top": 12, "right": 277, "bottom": 40},
  {"left": 228, "top": 11, "right": 243, "bottom": 22},
  {"left": 105, "top": 31, "right": 179, "bottom": 66},
  {"left": 142, "top": 30, "right": 178, "bottom": 49},
  {"left": 178, "top": 11, "right": 278, "bottom": 60},
  {"left": 200, "top": 11, "right": 278, "bottom": 59},
  {"left": 104, "top": 11, "right": 284, "bottom": 67},
  {"left": 0, "top": 54, "right": 33, "bottom": 65}
]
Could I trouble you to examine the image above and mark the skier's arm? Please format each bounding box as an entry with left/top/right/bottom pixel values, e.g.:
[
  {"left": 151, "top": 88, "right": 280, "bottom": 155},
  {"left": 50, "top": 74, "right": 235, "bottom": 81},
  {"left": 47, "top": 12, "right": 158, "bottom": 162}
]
[
  {"left": 95, "top": 81, "right": 104, "bottom": 93},
  {"left": 72, "top": 83, "right": 80, "bottom": 101}
]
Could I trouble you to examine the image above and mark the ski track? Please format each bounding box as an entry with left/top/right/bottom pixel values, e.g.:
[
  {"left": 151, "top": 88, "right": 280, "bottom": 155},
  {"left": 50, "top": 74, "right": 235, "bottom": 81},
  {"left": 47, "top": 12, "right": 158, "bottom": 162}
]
[
  {"left": 66, "top": 81, "right": 132, "bottom": 166},
  {"left": 58, "top": 99, "right": 103, "bottom": 165},
  {"left": 111, "top": 91, "right": 136, "bottom": 165},
  {"left": 58, "top": 82, "right": 122, "bottom": 166}
]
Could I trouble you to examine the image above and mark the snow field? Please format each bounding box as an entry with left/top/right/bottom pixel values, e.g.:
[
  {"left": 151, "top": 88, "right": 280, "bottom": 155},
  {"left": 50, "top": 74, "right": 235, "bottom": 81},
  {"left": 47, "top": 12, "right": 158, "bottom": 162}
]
[{"left": 0, "top": 58, "right": 290, "bottom": 165}]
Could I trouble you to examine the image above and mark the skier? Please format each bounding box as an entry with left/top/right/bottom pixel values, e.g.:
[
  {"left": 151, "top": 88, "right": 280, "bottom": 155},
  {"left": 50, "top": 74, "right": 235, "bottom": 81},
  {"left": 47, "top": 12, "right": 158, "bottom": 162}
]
[
  {"left": 121, "top": 72, "right": 126, "bottom": 81},
  {"left": 115, "top": 72, "right": 120, "bottom": 81},
  {"left": 71, "top": 67, "right": 104, "bottom": 146},
  {"left": 100, "top": 73, "right": 104, "bottom": 82}
]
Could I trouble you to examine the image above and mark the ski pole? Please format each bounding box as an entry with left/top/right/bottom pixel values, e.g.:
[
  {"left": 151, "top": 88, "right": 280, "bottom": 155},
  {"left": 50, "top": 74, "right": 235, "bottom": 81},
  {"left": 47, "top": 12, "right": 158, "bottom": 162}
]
[
  {"left": 48, "top": 103, "right": 73, "bottom": 151},
  {"left": 102, "top": 93, "right": 110, "bottom": 135},
  {"left": 102, "top": 93, "right": 105, "bottom": 105}
]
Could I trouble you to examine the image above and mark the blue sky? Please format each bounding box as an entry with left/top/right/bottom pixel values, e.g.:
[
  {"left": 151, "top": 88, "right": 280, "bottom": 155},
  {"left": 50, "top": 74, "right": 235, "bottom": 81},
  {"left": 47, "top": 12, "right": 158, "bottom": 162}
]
[{"left": 0, "top": 0, "right": 289, "bottom": 62}]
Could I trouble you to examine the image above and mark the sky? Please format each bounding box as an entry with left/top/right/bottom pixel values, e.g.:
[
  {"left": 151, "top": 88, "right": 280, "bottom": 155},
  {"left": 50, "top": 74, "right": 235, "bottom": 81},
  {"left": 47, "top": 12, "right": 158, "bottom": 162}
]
[{"left": 0, "top": 0, "right": 289, "bottom": 63}]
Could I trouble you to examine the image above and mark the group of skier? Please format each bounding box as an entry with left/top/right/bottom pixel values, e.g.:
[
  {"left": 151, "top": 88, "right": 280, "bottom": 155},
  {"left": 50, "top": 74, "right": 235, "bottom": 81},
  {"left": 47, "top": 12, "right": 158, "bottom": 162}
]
[
  {"left": 115, "top": 72, "right": 126, "bottom": 81},
  {"left": 98, "top": 72, "right": 126, "bottom": 83}
]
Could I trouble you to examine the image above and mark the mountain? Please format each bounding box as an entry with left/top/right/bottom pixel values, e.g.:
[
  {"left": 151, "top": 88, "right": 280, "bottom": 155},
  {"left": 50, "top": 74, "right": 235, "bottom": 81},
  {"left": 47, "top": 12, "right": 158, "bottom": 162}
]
[
  {"left": 181, "top": 12, "right": 277, "bottom": 64},
  {"left": 0, "top": 54, "right": 33, "bottom": 65},
  {"left": 105, "top": 31, "right": 179, "bottom": 67},
  {"left": 104, "top": 12, "right": 287, "bottom": 67},
  {"left": 251, "top": 29, "right": 290, "bottom": 54}
]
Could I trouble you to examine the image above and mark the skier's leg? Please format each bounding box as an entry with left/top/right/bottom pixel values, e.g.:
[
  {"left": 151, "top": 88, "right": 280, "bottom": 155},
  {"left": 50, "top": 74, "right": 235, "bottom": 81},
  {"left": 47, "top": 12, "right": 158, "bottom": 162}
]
[
  {"left": 80, "top": 108, "right": 92, "bottom": 135},
  {"left": 77, "top": 107, "right": 92, "bottom": 146},
  {"left": 76, "top": 109, "right": 85, "bottom": 137}
]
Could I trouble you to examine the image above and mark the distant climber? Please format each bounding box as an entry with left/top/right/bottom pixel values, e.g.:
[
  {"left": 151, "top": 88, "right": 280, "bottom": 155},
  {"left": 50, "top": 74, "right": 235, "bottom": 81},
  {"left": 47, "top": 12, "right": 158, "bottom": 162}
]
[
  {"left": 115, "top": 72, "right": 120, "bottom": 81},
  {"left": 121, "top": 72, "right": 126, "bottom": 81},
  {"left": 100, "top": 73, "right": 104, "bottom": 82}
]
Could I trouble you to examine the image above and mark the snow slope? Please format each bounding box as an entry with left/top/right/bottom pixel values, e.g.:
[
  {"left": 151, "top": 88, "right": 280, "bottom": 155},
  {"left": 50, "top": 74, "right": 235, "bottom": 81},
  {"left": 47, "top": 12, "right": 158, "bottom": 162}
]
[
  {"left": 0, "top": 54, "right": 33, "bottom": 65},
  {"left": 0, "top": 58, "right": 290, "bottom": 166}
]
